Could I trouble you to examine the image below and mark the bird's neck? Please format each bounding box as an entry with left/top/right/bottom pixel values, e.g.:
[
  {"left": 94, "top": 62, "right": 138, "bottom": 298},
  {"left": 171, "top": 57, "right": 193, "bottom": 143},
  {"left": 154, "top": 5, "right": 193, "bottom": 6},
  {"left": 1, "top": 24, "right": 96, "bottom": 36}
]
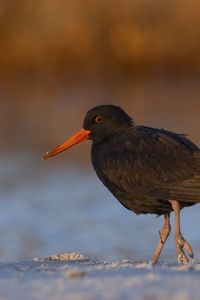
[{"left": 92, "top": 125, "right": 135, "bottom": 145}]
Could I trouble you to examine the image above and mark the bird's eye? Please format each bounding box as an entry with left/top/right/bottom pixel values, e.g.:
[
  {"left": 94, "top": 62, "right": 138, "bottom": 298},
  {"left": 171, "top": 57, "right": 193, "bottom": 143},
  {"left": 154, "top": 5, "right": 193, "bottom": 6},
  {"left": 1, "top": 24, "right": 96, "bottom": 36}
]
[{"left": 94, "top": 115, "right": 104, "bottom": 123}]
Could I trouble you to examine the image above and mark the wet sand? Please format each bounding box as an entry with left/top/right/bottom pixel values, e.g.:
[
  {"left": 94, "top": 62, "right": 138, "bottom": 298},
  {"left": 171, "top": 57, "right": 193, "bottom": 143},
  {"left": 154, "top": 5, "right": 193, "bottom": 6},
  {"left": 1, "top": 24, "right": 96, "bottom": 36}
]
[{"left": 0, "top": 253, "right": 200, "bottom": 300}]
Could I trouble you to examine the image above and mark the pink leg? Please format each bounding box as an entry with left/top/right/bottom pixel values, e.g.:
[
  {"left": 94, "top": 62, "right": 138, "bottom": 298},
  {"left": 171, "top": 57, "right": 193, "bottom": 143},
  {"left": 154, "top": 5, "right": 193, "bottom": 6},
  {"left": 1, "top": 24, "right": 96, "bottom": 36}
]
[
  {"left": 151, "top": 213, "right": 171, "bottom": 264},
  {"left": 169, "top": 200, "right": 194, "bottom": 263}
]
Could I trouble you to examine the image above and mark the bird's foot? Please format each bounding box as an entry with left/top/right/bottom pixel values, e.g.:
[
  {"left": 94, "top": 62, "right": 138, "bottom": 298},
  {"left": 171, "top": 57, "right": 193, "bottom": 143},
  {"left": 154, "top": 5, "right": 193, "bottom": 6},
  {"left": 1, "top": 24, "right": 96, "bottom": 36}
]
[{"left": 174, "top": 233, "right": 194, "bottom": 264}]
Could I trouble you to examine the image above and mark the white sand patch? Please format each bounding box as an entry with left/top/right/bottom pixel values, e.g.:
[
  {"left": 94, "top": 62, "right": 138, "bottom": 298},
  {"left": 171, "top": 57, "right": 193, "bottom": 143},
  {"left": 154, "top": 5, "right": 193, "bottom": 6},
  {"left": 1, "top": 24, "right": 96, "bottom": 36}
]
[{"left": 33, "top": 252, "right": 86, "bottom": 262}]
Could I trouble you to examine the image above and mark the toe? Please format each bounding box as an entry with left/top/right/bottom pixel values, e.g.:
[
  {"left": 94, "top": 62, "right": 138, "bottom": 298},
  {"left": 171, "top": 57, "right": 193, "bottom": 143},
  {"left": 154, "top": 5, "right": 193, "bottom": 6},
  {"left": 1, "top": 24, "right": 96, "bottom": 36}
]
[
  {"left": 183, "top": 240, "right": 194, "bottom": 258},
  {"left": 174, "top": 234, "right": 193, "bottom": 264},
  {"left": 177, "top": 251, "right": 189, "bottom": 264}
]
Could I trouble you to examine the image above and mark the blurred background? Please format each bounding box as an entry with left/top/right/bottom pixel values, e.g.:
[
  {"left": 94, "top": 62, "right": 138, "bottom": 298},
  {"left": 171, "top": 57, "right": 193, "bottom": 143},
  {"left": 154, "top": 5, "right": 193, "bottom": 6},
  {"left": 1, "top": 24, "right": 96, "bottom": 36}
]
[{"left": 0, "top": 0, "right": 200, "bottom": 262}]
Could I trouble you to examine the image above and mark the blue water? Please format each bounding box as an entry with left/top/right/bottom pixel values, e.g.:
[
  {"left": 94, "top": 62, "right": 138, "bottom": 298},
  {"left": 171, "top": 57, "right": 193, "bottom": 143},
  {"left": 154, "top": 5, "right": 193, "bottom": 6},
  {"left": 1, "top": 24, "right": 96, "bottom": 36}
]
[{"left": 0, "top": 152, "right": 200, "bottom": 262}]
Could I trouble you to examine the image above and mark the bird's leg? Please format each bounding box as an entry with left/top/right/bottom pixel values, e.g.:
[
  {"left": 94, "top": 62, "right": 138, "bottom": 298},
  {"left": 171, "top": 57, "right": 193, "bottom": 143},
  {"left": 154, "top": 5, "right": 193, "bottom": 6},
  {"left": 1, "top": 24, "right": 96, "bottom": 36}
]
[
  {"left": 151, "top": 213, "right": 171, "bottom": 264},
  {"left": 169, "top": 200, "right": 194, "bottom": 264}
]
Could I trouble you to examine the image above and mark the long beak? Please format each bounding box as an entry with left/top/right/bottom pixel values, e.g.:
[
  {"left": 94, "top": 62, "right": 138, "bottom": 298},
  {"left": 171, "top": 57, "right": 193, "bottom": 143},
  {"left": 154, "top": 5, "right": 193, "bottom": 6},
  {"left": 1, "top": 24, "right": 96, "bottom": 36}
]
[{"left": 43, "top": 128, "right": 91, "bottom": 160}]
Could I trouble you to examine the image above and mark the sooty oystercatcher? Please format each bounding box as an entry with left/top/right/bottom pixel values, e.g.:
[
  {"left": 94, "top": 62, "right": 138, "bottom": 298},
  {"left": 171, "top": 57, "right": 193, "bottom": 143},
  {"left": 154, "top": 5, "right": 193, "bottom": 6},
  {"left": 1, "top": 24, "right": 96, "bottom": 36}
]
[{"left": 43, "top": 105, "right": 200, "bottom": 264}]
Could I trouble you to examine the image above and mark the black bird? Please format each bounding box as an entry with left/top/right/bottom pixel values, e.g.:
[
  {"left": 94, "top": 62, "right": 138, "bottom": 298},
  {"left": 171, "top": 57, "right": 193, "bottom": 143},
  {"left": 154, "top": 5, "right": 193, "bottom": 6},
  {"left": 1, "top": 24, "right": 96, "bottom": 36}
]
[{"left": 43, "top": 105, "right": 200, "bottom": 264}]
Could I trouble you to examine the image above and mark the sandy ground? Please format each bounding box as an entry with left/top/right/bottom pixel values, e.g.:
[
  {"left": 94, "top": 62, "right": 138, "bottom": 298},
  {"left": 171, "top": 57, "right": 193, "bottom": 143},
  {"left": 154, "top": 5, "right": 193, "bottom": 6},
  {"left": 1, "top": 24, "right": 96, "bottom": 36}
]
[
  {"left": 0, "top": 253, "right": 199, "bottom": 300},
  {"left": 1, "top": 155, "right": 200, "bottom": 299}
]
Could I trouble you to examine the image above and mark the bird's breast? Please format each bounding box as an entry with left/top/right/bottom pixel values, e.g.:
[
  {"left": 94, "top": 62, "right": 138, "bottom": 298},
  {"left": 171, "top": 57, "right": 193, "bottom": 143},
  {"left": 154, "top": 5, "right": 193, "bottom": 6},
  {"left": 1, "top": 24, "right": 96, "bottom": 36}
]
[{"left": 90, "top": 136, "right": 179, "bottom": 215}]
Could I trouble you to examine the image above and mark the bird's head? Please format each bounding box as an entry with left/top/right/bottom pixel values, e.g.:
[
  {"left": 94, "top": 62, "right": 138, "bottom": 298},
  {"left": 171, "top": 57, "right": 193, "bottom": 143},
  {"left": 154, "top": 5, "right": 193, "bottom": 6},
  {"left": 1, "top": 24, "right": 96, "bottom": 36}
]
[{"left": 43, "top": 105, "right": 133, "bottom": 160}]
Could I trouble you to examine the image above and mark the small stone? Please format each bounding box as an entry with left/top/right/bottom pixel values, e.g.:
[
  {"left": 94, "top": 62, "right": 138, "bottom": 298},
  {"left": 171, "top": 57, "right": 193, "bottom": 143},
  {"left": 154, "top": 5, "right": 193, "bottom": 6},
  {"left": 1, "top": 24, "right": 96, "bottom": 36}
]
[{"left": 64, "top": 270, "right": 86, "bottom": 278}]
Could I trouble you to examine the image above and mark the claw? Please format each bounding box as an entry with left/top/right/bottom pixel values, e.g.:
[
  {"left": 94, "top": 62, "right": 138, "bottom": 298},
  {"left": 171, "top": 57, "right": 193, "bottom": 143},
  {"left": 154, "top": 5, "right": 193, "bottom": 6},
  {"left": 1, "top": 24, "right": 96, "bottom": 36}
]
[
  {"left": 177, "top": 251, "right": 189, "bottom": 264},
  {"left": 183, "top": 240, "right": 194, "bottom": 258},
  {"left": 178, "top": 253, "right": 184, "bottom": 264},
  {"left": 175, "top": 234, "right": 193, "bottom": 263}
]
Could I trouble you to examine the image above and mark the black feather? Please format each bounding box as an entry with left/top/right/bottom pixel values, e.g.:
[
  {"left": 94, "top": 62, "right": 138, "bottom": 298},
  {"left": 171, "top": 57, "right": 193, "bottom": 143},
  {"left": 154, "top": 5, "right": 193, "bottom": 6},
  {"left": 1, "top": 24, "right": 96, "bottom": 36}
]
[{"left": 83, "top": 105, "right": 200, "bottom": 215}]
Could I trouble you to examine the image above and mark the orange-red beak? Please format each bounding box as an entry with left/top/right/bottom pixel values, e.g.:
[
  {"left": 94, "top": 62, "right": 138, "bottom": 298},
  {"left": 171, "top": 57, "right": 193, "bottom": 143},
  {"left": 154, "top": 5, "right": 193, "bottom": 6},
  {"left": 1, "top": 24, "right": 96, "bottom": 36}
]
[{"left": 43, "top": 128, "right": 91, "bottom": 160}]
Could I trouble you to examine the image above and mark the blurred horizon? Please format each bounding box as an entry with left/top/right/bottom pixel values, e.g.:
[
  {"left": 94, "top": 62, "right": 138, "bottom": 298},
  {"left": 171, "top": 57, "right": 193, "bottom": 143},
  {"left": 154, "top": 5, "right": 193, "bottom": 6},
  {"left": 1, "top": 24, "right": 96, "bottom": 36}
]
[
  {"left": 0, "top": 0, "right": 200, "bottom": 156},
  {"left": 1, "top": 76, "right": 200, "bottom": 157}
]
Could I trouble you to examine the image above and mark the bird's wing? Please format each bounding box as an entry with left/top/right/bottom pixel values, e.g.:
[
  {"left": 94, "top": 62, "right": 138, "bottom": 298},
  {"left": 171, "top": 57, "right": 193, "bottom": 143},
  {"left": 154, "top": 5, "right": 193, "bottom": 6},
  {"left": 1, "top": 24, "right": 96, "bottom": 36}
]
[
  {"left": 97, "top": 126, "right": 200, "bottom": 201},
  {"left": 136, "top": 127, "right": 200, "bottom": 202},
  {"left": 167, "top": 175, "right": 200, "bottom": 202},
  {"left": 133, "top": 126, "right": 200, "bottom": 183}
]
